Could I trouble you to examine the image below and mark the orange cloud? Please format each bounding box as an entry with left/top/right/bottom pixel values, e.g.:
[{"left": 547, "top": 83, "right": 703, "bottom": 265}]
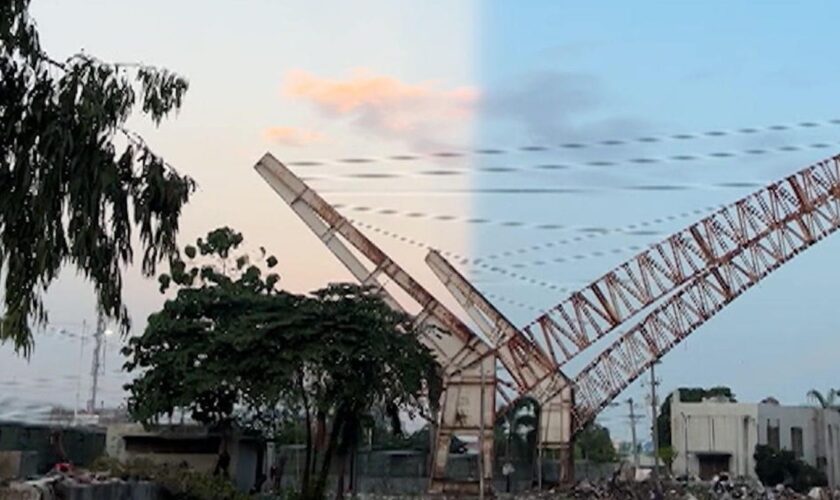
[
  {"left": 282, "top": 69, "right": 478, "bottom": 146},
  {"left": 263, "top": 126, "right": 325, "bottom": 147}
]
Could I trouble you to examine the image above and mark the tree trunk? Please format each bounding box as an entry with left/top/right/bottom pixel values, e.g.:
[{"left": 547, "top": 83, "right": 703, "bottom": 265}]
[
  {"left": 313, "top": 409, "right": 328, "bottom": 483},
  {"left": 314, "top": 411, "right": 345, "bottom": 499},
  {"left": 334, "top": 453, "right": 347, "bottom": 500},
  {"left": 299, "top": 370, "right": 314, "bottom": 498},
  {"left": 316, "top": 410, "right": 327, "bottom": 450},
  {"left": 274, "top": 456, "right": 286, "bottom": 493},
  {"left": 213, "top": 424, "right": 231, "bottom": 478},
  {"left": 349, "top": 447, "right": 357, "bottom": 494}
]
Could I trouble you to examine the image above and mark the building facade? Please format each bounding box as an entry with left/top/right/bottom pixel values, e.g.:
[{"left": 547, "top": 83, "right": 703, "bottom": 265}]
[
  {"left": 106, "top": 423, "right": 263, "bottom": 492},
  {"left": 670, "top": 391, "right": 840, "bottom": 486}
]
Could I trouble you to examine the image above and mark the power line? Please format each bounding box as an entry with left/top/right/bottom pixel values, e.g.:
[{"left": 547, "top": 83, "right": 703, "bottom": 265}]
[
  {"left": 477, "top": 203, "right": 722, "bottom": 261},
  {"left": 332, "top": 195, "right": 734, "bottom": 239},
  {"left": 286, "top": 118, "right": 840, "bottom": 168},
  {"left": 482, "top": 291, "right": 543, "bottom": 314},
  {"left": 338, "top": 204, "right": 576, "bottom": 232},
  {"left": 291, "top": 141, "right": 840, "bottom": 184},
  {"left": 341, "top": 198, "right": 722, "bottom": 267},
  {"left": 349, "top": 219, "right": 648, "bottom": 296},
  {"left": 506, "top": 241, "right": 645, "bottom": 270},
  {"left": 348, "top": 199, "right": 767, "bottom": 315},
  {"left": 349, "top": 218, "right": 571, "bottom": 294},
  {"left": 314, "top": 184, "right": 769, "bottom": 198}
]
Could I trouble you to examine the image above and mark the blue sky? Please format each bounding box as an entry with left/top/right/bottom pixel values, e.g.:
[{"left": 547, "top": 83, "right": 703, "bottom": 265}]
[
  {"left": 2, "top": 2, "right": 839, "bottom": 443},
  {"left": 475, "top": 1, "right": 840, "bottom": 439}
]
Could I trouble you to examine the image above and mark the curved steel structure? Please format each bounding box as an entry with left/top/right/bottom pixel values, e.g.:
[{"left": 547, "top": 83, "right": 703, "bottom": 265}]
[
  {"left": 256, "top": 151, "right": 840, "bottom": 492},
  {"left": 568, "top": 154, "right": 840, "bottom": 429}
]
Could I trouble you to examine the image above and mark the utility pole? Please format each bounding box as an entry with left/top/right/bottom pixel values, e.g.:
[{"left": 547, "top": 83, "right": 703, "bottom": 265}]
[
  {"left": 627, "top": 398, "right": 640, "bottom": 470},
  {"left": 649, "top": 362, "right": 661, "bottom": 490},
  {"left": 73, "top": 321, "right": 87, "bottom": 425},
  {"left": 87, "top": 310, "right": 105, "bottom": 414}
]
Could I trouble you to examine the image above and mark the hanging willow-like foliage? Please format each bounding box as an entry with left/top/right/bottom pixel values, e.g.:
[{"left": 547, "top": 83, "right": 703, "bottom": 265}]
[{"left": 0, "top": 0, "right": 196, "bottom": 354}]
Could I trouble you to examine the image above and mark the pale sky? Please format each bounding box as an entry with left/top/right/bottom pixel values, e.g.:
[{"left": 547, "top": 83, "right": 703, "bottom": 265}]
[{"left": 3, "top": 2, "right": 840, "bottom": 446}]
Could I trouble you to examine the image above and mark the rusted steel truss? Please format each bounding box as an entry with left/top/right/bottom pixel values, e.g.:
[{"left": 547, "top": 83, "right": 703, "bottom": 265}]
[
  {"left": 255, "top": 153, "right": 481, "bottom": 369},
  {"left": 566, "top": 154, "right": 840, "bottom": 430},
  {"left": 523, "top": 155, "right": 840, "bottom": 369},
  {"left": 256, "top": 147, "right": 840, "bottom": 481},
  {"left": 255, "top": 153, "right": 537, "bottom": 493},
  {"left": 426, "top": 249, "right": 563, "bottom": 393}
]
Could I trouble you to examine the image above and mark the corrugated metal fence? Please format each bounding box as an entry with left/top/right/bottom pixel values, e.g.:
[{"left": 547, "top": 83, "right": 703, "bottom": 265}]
[{"left": 0, "top": 421, "right": 105, "bottom": 474}]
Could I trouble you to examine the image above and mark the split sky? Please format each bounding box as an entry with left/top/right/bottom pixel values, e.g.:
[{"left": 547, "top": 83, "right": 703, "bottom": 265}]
[{"left": 3, "top": 1, "right": 840, "bottom": 442}]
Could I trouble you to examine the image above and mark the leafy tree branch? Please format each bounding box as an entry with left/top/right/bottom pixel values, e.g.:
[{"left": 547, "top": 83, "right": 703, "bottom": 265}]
[{"left": 0, "top": 0, "right": 195, "bottom": 353}]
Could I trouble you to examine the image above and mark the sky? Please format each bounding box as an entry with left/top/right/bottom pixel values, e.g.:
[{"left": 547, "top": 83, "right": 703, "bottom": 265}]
[{"left": 3, "top": 1, "right": 840, "bottom": 445}]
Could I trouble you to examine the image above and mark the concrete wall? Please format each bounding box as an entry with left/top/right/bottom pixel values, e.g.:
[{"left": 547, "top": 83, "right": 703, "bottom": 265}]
[
  {"left": 0, "top": 421, "right": 105, "bottom": 473},
  {"left": 106, "top": 423, "right": 262, "bottom": 492},
  {"left": 671, "top": 394, "right": 758, "bottom": 479},
  {"left": 0, "top": 451, "right": 38, "bottom": 481},
  {"left": 106, "top": 423, "right": 217, "bottom": 472},
  {"left": 670, "top": 392, "right": 840, "bottom": 487},
  {"left": 757, "top": 403, "right": 840, "bottom": 487}
]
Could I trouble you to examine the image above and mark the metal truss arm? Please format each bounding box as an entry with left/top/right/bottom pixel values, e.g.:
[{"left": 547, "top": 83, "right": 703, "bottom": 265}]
[
  {"left": 569, "top": 154, "right": 840, "bottom": 431},
  {"left": 426, "top": 249, "right": 564, "bottom": 395},
  {"left": 255, "top": 153, "right": 486, "bottom": 369},
  {"left": 524, "top": 154, "right": 840, "bottom": 369}
]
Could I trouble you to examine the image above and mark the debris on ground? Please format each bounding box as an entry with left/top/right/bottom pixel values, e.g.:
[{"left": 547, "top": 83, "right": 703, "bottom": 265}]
[{"left": 556, "top": 477, "right": 840, "bottom": 500}]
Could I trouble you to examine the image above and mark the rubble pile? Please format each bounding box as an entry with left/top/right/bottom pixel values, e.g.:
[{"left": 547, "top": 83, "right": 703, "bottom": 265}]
[
  {"left": 0, "top": 462, "right": 157, "bottom": 500},
  {"left": 561, "top": 477, "right": 840, "bottom": 500}
]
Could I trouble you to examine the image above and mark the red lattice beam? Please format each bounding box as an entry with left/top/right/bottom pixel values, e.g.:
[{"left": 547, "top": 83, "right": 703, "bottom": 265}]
[
  {"left": 569, "top": 154, "right": 840, "bottom": 431},
  {"left": 522, "top": 154, "right": 840, "bottom": 370}
]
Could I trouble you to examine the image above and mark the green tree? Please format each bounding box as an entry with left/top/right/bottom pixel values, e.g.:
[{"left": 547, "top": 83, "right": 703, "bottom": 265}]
[
  {"left": 807, "top": 389, "right": 840, "bottom": 409},
  {"left": 657, "top": 446, "right": 677, "bottom": 474},
  {"left": 299, "top": 284, "right": 441, "bottom": 499},
  {"left": 1, "top": 0, "right": 194, "bottom": 353},
  {"left": 574, "top": 423, "right": 617, "bottom": 463},
  {"left": 754, "top": 444, "right": 827, "bottom": 492},
  {"left": 123, "top": 227, "right": 292, "bottom": 477},
  {"left": 658, "top": 386, "right": 736, "bottom": 447},
  {"left": 123, "top": 228, "right": 441, "bottom": 499},
  {"left": 496, "top": 397, "right": 540, "bottom": 466}
]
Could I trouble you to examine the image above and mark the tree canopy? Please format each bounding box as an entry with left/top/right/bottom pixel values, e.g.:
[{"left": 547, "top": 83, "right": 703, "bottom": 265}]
[
  {"left": 0, "top": 0, "right": 194, "bottom": 354},
  {"left": 807, "top": 388, "right": 840, "bottom": 410},
  {"left": 123, "top": 227, "right": 441, "bottom": 498},
  {"left": 754, "top": 444, "right": 826, "bottom": 492},
  {"left": 496, "top": 397, "right": 539, "bottom": 465},
  {"left": 123, "top": 227, "right": 291, "bottom": 429},
  {"left": 574, "top": 423, "right": 617, "bottom": 463}
]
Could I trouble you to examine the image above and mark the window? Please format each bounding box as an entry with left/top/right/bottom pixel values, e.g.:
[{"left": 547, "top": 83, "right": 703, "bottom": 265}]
[
  {"left": 124, "top": 436, "right": 221, "bottom": 454},
  {"left": 767, "top": 421, "right": 780, "bottom": 450},
  {"left": 791, "top": 427, "right": 804, "bottom": 458}
]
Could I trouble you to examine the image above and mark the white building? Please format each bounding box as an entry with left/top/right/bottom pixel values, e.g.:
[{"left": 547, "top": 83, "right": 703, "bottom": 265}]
[{"left": 670, "top": 391, "right": 840, "bottom": 486}]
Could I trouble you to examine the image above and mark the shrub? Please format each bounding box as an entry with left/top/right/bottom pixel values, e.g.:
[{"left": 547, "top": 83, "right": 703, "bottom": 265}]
[
  {"left": 754, "top": 445, "right": 827, "bottom": 493},
  {"left": 90, "top": 456, "right": 249, "bottom": 500}
]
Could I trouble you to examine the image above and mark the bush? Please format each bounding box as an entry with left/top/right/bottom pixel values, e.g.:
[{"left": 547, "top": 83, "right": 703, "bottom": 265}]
[
  {"left": 90, "top": 456, "right": 250, "bottom": 500},
  {"left": 754, "top": 445, "right": 827, "bottom": 493}
]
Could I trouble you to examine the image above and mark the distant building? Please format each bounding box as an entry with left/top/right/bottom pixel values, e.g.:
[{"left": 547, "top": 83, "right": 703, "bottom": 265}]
[
  {"left": 43, "top": 406, "right": 130, "bottom": 427},
  {"left": 0, "top": 420, "right": 105, "bottom": 473},
  {"left": 670, "top": 391, "right": 840, "bottom": 486},
  {"left": 105, "top": 423, "right": 264, "bottom": 492}
]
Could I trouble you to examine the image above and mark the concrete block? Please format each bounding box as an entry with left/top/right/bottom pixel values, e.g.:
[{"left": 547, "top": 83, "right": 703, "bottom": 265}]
[{"left": 0, "top": 452, "right": 38, "bottom": 481}]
